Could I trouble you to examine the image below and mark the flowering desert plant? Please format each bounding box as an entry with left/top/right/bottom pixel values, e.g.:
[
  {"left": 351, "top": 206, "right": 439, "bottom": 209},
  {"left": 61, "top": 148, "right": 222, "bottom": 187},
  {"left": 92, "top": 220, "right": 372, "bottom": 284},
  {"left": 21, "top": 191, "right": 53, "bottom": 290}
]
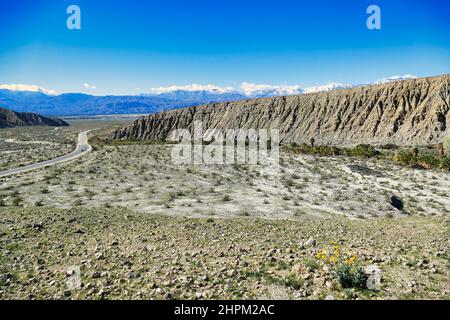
[{"left": 316, "top": 242, "right": 367, "bottom": 289}]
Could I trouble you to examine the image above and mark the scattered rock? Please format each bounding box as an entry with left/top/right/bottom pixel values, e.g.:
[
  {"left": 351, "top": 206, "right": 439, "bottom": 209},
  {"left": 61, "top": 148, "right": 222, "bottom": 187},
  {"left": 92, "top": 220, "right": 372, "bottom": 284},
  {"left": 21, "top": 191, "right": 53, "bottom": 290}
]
[
  {"left": 390, "top": 195, "right": 404, "bottom": 211},
  {"left": 365, "top": 264, "right": 382, "bottom": 292},
  {"left": 32, "top": 223, "right": 44, "bottom": 231},
  {"left": 303, "top": 237, "right": 316, "bottom": 248},
  {"left": 110, "top": 240, "right": 119, "bottom": 246}
]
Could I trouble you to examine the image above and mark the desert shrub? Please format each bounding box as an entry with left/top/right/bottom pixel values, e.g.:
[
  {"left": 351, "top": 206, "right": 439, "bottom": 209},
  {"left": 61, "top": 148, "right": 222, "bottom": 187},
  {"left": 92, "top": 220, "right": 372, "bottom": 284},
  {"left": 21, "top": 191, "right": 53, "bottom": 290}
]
[
  {"left": 417, "top": 153, "right": 440, "bottom": 169},
  {"left": 394, "top": 150, "right": 415, "bottom": 166},
  {"left": 291, "top": 173, "right": 300, "bottom": 180},
  {"left": 351, "top": 144, "right": 380, "bottom": 158},
  {"left": 379, "top": 144, "right": 399, "bottom": 150},
  {"left": 11, "top": 197, "right": 22, "bottom": 207},
  {"left": 440, "top": 156, "right": 450, "bottom": 171},
  {"left": 315, "top": 145, "right": 343, "bottom": 156},
  {"left": 222, "top": 195, "right": 232, "bottom": 202},
  {"left": 283, "top": 274, "right": 306, "bottom": 290},
  {"left": 394, "top": 148, "right": 447, "bottom": 170},
  {"left": 304, "top": 258, "right": 320, "bottom": 271},
  {"left": 284, "top": 143, "right": 379, "bottom": 158},
  {"left": 0, "top": 271, "right": 16, "bottom": 287},
  {"left": 331, "top": 263, "right": 367, "bottom": 289},
  {"left": 72, "top": 199, "right": 83, "bottom": 206},
  {"left": 316, "top": 242, "right": 367, "bottom": 289},
  {"left": 239, "top": 210, "right": 250, "bottom": 216},
  {"left": 437, "top": 143, "right": 445, "bottom": 157},
  {"left": 34, "top": 200, "right": 44, "bottom": 207},
  {"left": 390, "top": 195, "right": 404, "bottom": 211},
  {"left": 283, "top": 178, "right": 294, "bottom": 187}
]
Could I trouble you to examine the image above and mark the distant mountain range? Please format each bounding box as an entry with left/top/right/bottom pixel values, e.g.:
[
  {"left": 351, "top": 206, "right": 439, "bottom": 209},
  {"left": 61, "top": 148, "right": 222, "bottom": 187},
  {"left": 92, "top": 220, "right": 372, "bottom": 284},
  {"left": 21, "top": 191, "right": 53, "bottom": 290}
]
[
  {"left": 0, "top": 91, "right": 190, "bottom": 117},
  {"left": 0, "top": 75, "right": 417, "bottom": 116}
]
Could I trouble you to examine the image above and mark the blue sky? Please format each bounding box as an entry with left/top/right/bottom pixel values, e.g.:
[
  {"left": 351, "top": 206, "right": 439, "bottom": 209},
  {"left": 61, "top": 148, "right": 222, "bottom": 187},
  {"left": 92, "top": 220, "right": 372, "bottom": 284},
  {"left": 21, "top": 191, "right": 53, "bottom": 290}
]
[{"left": 0, "top": 0, "right": 449, "bottom": 95}]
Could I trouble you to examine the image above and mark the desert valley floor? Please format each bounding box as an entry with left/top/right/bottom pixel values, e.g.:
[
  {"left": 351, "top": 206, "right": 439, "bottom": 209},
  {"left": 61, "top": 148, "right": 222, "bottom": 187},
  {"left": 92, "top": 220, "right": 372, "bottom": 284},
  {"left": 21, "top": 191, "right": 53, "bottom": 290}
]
[{"left": 0, "top": 121, "right": 449, "bottom": 299}]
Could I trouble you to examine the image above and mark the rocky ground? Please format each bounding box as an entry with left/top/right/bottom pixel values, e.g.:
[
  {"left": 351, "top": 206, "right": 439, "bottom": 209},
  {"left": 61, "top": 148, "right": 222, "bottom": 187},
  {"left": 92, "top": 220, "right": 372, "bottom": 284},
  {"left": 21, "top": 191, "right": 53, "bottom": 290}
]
[
  {"left": 0, "top": 124, "right": 449, "bottom": 300},
  {"left": 0, "top": 142, "right": 448, "bottom": 219},
  {"left": 0, "top": 206, "right": 448, "bottom": 300}
]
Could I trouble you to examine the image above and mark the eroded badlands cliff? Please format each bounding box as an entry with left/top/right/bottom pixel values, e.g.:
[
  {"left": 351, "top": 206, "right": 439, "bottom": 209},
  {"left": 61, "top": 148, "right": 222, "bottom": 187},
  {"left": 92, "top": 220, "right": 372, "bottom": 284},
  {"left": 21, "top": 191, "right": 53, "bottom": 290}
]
[{"left": 113, "top": 75, "right": 450, "bottom": 146}]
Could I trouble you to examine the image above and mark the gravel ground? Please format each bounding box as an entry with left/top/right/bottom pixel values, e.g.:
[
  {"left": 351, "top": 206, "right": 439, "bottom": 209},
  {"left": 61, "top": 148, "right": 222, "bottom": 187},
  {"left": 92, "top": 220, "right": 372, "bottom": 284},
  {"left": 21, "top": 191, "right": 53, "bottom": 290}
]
[
  {"left": 0, "top": 207, "right": 448, "bottom": 300},
  {"left": 1, "top": 125, "right": 448, "bottom": 300},
  {"left": 1, "top": 143, "right": 448, "bottom": 219}
]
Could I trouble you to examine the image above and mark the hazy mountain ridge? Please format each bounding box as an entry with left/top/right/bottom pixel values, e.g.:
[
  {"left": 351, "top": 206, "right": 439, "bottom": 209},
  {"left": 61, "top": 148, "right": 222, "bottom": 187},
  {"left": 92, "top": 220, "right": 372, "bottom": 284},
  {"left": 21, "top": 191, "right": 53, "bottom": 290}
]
[
  {"left": 112, "top": 75, "right": 450, "bottom": 146},
  {"left": 0, "top": 107, "right": 69, "bottom": 128},
  {"left": 0, "top": 91, "right": 192, "bottom": 116}
]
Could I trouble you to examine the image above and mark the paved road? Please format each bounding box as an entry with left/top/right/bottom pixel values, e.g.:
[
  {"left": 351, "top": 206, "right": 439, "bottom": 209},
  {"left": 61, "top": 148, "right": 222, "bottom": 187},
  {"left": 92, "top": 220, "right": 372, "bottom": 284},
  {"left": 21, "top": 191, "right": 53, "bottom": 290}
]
[{"left": 0, "top": 130, "right": 92, "bottom": 178}]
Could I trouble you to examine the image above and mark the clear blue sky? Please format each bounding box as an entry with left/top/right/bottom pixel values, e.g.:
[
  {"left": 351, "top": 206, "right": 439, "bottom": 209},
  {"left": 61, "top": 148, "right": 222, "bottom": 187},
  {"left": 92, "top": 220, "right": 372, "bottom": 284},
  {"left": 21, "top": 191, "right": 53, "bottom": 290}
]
[{"left": 0, "top": 0, "right": 449, "bottom": 95}]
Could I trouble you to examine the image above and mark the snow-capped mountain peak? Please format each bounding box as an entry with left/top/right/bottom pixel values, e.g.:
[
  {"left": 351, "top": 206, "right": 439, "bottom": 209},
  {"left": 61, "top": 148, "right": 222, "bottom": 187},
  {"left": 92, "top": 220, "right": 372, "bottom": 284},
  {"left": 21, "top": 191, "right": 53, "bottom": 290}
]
[
  {"left": 1, "top": 75, "right": 419, "bottom": 102},
  {"left": 0, "top": 84, "right": 57, "bottom": 95},
  {"left": 138, "top": 75, "right": 418, "bottom": 101},
  {"left": 147, "top": 84, "right": 237, "bottom": 95},
  {"left": 373, "top": 75, "right": 417, "bottom": 85},
  {"left": 303, "top": 82, "right": 354, "bottom": 94},
  {"left": 240, "top": 82, "right": 303, "bottom": 97}
]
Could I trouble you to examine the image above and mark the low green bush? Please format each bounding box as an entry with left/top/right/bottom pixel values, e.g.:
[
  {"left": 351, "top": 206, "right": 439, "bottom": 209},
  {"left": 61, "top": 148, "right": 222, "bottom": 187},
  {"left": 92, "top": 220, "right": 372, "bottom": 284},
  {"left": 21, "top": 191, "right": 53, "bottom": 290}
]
[
  {"left": 417, "top": 153, "right": 440, "bottom": 168},
  {"left": 394, "top": 150, "right": 415, "bottom": 166},
  {"left": 350, "top": 144, "right": 380, "bottom": 158},
  {"left": 440, "top": 156, "right": 450, "bottom": 171},
  {"left": 331, "top": 263, "right": 367, "bottom": 289},
  {"left": 284, "top": 143, "right": 380, "bottom": 158},
  {"left": 394, "top": 148, "right": 448, "bottom": 170}
]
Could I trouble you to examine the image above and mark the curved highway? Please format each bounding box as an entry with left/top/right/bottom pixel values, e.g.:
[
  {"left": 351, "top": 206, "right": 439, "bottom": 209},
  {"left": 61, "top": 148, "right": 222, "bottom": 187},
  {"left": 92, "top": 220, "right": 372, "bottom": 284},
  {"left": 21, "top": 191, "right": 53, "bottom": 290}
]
[{"left": 0, "top": 130, "right": 92, "bottom": 178}]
